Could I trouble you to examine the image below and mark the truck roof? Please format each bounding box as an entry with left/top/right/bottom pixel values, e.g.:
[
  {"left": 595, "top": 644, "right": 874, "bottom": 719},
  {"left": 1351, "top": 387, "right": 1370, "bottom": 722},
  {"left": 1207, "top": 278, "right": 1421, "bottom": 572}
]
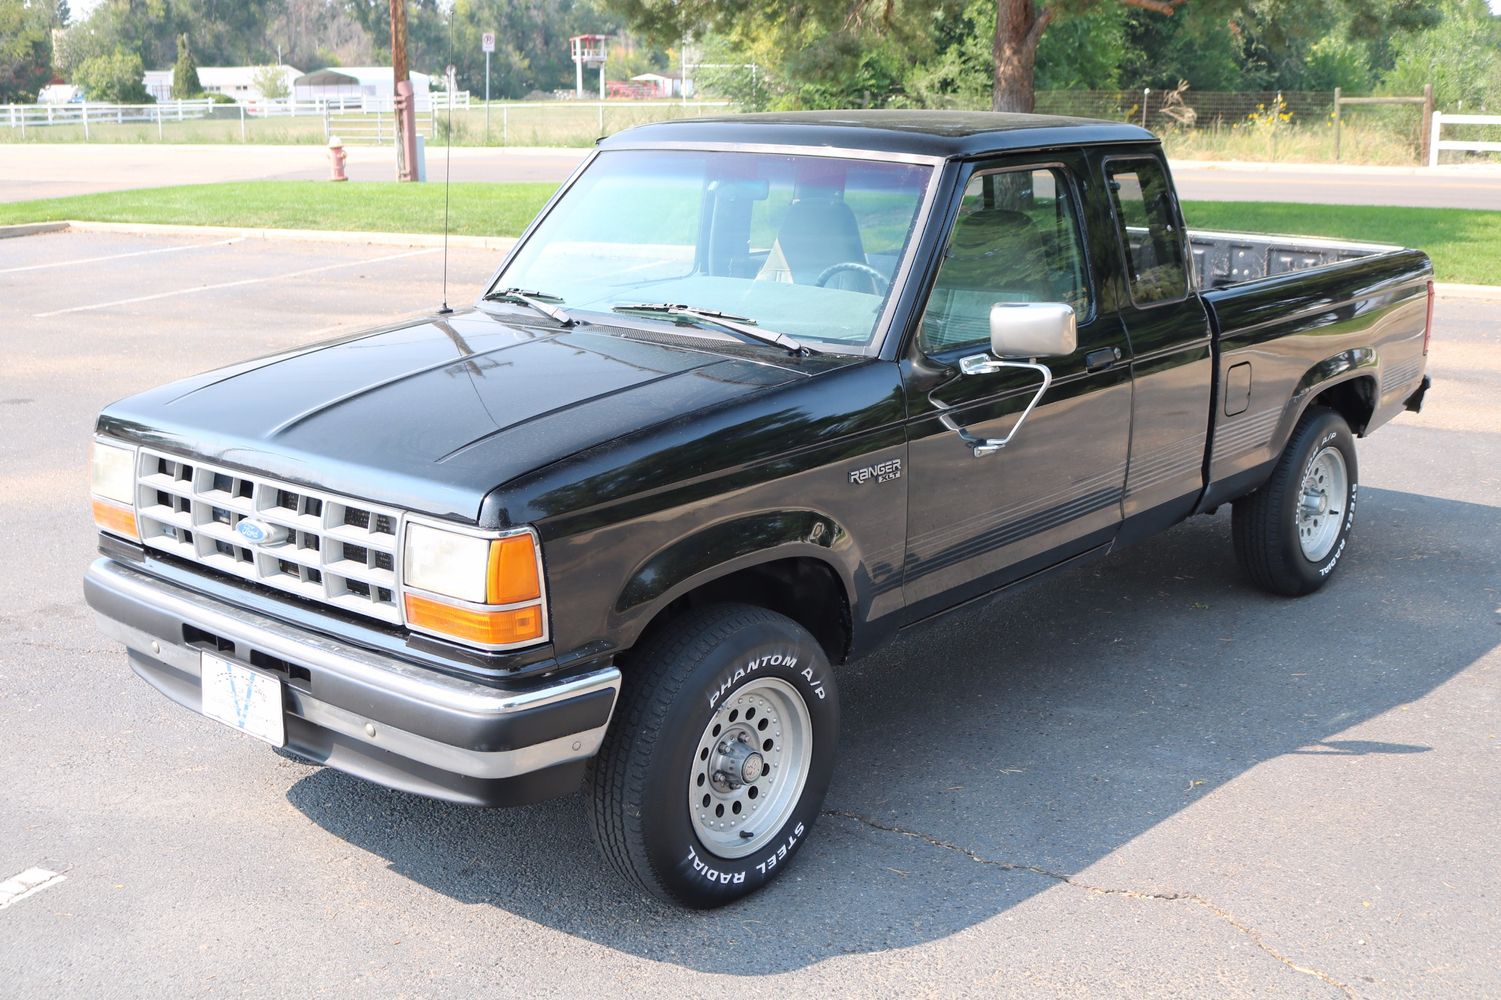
[{"left": 601, "top": 110, "right": 1157, "bottom": 159}]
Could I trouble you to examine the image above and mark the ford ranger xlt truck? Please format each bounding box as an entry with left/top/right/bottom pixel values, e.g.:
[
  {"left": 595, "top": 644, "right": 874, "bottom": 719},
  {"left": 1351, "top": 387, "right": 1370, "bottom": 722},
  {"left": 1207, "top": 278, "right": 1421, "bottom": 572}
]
[{"left": 85, "top": 112, "right": 1433, "bottom": 907}]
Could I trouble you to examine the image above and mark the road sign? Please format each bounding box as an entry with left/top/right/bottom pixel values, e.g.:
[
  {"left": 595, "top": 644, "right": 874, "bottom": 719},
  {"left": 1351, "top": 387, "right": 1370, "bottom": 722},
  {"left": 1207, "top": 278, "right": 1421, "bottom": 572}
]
[{"left": 482, "top": 32, "right": 496, "bottom": 53}]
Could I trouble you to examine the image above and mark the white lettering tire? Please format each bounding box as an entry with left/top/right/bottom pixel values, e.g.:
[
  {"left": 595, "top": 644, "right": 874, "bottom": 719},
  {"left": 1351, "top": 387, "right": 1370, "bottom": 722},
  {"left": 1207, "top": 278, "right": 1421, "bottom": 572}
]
[
  {"left": 585, "top": 603, "right": 839, "bottom": 908},
  {"left": 1232, "top": 406, "right": 1359, "bottom": 597}
]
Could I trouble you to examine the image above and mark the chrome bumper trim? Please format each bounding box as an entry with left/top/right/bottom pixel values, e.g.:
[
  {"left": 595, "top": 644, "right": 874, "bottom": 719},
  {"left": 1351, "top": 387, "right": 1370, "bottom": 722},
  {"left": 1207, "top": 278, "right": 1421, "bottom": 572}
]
[{"left": 85, "top": 558, "right": 619, "bottom": 782}]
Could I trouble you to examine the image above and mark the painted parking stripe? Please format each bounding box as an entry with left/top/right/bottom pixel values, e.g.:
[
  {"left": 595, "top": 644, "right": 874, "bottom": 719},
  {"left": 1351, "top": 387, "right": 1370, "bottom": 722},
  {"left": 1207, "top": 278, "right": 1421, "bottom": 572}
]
[
  {"left": 33, "top": 247, "right": 438, "bottom": 318},
  {"left": 0, "top": 237, "right": 244, "bottom": 275},
  {"left": 0, "top": 868, "right": 66, "bottom": 910}
]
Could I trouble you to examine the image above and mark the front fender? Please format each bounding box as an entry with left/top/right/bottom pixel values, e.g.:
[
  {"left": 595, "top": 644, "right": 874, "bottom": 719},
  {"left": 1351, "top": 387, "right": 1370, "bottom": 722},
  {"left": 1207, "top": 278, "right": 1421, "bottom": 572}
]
[{"left": 614, "top": 509, "right": 860, "bottom": 634}]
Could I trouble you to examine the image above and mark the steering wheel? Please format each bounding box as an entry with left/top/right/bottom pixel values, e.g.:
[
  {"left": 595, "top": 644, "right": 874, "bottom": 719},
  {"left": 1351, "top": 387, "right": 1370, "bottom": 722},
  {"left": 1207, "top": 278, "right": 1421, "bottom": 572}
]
[{"left": 814, "top": 261, "right": 890, "bottom": 294}]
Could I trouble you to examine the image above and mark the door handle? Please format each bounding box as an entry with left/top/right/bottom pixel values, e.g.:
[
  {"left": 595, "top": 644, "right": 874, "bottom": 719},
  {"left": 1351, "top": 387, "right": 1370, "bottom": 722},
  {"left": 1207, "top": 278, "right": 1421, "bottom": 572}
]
[{"left": 1085, "top": 346, "right": 1123, "bottom": 372}]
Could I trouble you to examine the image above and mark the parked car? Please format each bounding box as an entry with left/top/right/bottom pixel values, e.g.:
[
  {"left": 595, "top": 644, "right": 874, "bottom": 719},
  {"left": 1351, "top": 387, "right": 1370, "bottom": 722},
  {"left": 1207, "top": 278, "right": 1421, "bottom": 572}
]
[{"left": 85, "top": 111, "right": 1433, "bottom": 907}]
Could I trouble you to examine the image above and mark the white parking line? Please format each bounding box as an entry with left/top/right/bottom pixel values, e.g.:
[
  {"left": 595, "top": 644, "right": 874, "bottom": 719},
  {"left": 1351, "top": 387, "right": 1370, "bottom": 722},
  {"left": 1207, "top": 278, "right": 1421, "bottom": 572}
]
[
  {"left": 33, "top": 247, "right": 439, "bottom": 318},
  {"left": 0, "top": 867, "right": 66, "bottom": 910},
  {"left": 0, "top": 237, "right": 244, "bottom": 275}
]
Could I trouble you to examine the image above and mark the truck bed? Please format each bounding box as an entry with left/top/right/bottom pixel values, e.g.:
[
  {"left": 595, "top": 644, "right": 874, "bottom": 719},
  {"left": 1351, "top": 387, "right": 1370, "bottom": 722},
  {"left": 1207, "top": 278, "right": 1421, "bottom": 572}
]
[
  {"left": 1188, "top": 229, "right": 1405, "bottom": 291},
  {"left": 1186, "top": 228, "right": 1431, "bottom": 507}
]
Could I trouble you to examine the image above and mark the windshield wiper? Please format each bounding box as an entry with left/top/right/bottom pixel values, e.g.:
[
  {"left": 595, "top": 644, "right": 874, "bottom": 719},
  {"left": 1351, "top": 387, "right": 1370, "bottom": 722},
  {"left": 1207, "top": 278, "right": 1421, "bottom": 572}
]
[
  {"left": 483, "top": 287, "right": 577, "bottom": 327},
  {"left": 611, "top": 303, "right": 813, "bottom": 356}
]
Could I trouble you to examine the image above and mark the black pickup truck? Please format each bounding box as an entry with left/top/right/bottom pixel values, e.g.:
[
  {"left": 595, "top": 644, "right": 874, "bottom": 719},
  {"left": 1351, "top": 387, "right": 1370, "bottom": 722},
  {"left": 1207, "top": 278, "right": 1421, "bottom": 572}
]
[{"left": 85, "top": 111, "right": 1433, "bottom": 907}]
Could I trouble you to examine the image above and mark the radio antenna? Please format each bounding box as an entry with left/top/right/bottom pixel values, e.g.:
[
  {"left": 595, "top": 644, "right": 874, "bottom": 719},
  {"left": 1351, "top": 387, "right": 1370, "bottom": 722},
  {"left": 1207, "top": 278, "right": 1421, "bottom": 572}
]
[{"left": 437, "top": 8, "right": 455, "bottom": 315}]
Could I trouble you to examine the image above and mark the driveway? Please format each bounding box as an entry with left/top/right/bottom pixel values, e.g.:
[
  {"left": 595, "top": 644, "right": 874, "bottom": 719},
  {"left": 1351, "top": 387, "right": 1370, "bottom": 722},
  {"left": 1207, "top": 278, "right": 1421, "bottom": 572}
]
[{"left": 1, "top": 230, "right": 1497, "bottom": 997}]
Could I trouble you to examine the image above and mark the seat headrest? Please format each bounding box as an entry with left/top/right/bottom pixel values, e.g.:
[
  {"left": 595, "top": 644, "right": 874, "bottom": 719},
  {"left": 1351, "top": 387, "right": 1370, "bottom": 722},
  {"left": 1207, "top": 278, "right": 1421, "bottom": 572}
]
[{"left": 769, "top": 198, "right": 866, "bottom": 284}]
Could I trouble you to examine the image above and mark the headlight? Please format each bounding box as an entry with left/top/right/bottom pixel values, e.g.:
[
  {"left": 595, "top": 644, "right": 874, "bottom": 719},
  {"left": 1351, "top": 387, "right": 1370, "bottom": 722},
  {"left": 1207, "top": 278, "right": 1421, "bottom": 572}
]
[
  {"left": 403, "top": 522, "right": 492, "bottom": 603},
  {"left": 91, "top": 440, "right": 137, "bottom": 539},
  {"left": 401, "top": 521, "right": 546, "bottom": 649},
  {"left": 92, "top": 441, "right": 134, "bottom": 504}
]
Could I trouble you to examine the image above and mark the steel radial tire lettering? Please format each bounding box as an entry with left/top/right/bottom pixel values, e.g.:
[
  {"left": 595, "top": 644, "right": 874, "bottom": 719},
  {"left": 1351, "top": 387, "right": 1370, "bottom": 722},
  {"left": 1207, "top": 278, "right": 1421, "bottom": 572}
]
[
  {"left": 584, "top": 603, "right": 839, "bottom": 908},
  {"left": 1232, "top": 406, "right": 1360, "bottom": 597}
]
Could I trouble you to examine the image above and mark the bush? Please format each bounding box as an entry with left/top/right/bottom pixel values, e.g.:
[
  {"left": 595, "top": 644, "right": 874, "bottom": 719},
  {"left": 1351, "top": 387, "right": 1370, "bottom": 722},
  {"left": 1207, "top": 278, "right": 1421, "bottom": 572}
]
[{"left": 74, "top": 49, "right": 149, "bottom": 104}]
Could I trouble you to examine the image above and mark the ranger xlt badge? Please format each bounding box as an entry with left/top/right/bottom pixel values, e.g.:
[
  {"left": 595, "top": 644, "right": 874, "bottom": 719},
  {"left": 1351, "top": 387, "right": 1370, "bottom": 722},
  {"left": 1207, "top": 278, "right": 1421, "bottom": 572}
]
[{"left": 849, "top": 457, "right": 902, "bottom": 485}]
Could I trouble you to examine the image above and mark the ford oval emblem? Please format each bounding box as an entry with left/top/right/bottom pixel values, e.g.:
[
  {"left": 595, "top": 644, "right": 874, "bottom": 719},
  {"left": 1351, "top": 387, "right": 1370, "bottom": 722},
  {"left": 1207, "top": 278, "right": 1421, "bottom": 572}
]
[{"left": 236, "top": 519, "right": 282, "bottom": 545}]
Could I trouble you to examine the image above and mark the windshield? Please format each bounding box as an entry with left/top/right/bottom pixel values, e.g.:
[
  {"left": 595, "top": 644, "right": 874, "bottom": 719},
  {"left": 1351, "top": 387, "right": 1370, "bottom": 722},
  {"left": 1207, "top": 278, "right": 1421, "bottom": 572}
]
[{"left": 489, "top": 148, "right": 934, "bottom": 350}]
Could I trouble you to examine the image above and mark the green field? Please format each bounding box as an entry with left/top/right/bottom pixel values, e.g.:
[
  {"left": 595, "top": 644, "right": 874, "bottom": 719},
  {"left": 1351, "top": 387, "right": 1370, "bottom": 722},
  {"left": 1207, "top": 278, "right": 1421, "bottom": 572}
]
[
  {"left": 0, "top": 181, "right": 557, "bottom": 237},
  {"left": 1179, "top": 201, "right": 1501, "bottom": 286},
  {"left": 2, "top": 182, "right": 1496, "bottom": 285}
]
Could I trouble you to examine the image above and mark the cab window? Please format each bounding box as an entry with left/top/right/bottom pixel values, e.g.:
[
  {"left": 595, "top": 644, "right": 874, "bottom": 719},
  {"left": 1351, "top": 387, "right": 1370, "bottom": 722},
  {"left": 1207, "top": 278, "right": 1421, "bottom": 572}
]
[
  {"left": 1106, "top": 158, "right": 1189, "bottom": 305},
  {"left": 919, "top": 167, "right": 1091, "bottom": 354}
]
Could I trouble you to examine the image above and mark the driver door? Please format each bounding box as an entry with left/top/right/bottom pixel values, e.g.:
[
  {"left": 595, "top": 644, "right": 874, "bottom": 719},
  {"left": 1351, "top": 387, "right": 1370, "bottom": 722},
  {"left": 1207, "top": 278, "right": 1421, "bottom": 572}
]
[{"left": 900, "top": 157, "right": 1133, "bottom": 614}]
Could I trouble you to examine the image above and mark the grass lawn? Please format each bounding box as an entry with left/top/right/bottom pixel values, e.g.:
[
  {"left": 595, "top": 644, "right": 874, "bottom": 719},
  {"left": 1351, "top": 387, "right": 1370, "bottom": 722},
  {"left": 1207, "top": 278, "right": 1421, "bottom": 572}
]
[
  {"left": 2, "top": 182, "right": 1497, "bottom": 285},
  {"left": 0, "top": 181, "right": 558, "bottom": 239},
  {"left": 1181, "top": 201, "right": 1501, "bottom": 286}
]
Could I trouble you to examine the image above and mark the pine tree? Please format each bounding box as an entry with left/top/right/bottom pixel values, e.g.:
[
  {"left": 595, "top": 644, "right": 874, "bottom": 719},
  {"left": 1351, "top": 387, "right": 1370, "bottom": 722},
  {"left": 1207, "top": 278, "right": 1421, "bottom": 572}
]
[{"left": 171, "top": 33, "right": 202, "bottom": 99}]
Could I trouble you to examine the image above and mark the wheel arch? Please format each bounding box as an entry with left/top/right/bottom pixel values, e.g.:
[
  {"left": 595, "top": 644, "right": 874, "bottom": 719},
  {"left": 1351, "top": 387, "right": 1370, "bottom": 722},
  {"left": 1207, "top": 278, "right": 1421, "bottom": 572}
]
[
  {"left": 613, "top": 512, "right": 859, "bottom": 665},
  {"left": 1288, "top": 350, "right": 1379, "bottom": 436}
]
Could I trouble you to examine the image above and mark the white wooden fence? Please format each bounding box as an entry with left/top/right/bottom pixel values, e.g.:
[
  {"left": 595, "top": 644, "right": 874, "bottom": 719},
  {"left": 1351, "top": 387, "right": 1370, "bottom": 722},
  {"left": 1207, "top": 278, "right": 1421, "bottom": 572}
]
[
  {"left": 0, "top": 92, "right": 470, "bottom": 138},
  {"left": 1428, "top": 111, "right": 1501, "bottom": 166},
  {"left": 1, "top": 99, "right": 217, "bottom": 137}
]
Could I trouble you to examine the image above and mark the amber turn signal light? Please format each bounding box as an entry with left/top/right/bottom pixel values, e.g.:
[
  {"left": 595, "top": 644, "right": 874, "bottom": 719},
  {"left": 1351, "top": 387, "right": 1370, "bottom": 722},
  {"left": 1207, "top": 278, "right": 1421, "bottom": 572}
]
[
  {"left": 404, "top": 592, "right": 545, "bottom": 647},
  {"left": 487, "top": 533, "right": 542, "bottom": 605},
  {"left": 92, "top": 497, "right": 138, "bottom": 540}
]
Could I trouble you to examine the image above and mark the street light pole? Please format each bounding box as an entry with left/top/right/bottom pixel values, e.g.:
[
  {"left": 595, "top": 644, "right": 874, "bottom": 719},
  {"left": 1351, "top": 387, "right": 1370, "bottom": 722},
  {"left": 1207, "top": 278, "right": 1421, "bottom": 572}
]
[{"left": 482, "top": 30, "right": 495, "bottom": 145}]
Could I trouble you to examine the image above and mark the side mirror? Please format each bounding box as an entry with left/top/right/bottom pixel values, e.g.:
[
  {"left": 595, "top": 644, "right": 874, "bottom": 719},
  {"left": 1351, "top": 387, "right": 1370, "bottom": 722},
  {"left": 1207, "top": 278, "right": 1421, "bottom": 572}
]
[
  {"left": 950, "top": 302, "right": 1076, "bottom": 456},
  {"left": 988, "top": 302, "right": 1077, "bottom": 359}
]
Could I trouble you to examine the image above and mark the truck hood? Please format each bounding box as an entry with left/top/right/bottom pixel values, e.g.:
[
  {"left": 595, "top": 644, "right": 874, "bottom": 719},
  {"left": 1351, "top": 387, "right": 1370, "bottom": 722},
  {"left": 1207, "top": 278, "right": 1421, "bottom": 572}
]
[{"left": 99, "top": 309, "right": 811, "bottom": 521}]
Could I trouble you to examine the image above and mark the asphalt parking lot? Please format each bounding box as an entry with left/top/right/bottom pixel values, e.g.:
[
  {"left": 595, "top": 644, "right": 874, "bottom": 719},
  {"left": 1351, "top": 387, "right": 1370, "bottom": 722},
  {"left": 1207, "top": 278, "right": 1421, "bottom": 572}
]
[{"left": 2, "top": 230, "right": 1498, "bottom": 998}]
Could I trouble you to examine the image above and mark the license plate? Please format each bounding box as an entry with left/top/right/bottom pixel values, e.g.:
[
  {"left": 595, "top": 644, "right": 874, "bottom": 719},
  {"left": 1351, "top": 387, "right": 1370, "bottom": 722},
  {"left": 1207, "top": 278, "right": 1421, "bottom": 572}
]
[{"left": 200, "top": 651, "right": 285, "bottom": 747}]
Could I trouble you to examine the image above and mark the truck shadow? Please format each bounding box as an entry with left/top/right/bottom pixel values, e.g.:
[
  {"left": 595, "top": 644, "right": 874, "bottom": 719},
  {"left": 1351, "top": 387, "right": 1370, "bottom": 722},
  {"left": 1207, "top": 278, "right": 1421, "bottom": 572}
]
[{"left": 286, "top": 486, "right": 1498, "bottom": 975}]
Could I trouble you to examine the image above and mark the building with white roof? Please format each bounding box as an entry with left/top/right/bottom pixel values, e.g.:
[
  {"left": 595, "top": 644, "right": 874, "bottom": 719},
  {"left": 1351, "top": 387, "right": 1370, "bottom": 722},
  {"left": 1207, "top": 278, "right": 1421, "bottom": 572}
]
[
  {"left": 142, "top": 65, "right": 302, "bottom": 103},
  {"left": 292, "top": 67, "right": 432, "bottom": 103}
]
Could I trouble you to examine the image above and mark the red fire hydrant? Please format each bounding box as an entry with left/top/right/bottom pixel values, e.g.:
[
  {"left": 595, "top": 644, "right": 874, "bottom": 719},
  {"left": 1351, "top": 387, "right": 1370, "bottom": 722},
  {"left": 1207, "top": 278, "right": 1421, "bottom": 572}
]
[{"left": 327, "top": 135, "right": 348, "bottom": 182}]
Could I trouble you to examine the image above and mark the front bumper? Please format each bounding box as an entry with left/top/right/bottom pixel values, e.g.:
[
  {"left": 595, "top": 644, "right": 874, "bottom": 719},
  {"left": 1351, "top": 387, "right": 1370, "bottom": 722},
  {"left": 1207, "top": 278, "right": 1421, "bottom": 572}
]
[
  {"left": 84, "top": 557, "right": 620, "bottom": 806},
  {"left": 1404, "top": 374, "right": 1431, "bottom": 413}
]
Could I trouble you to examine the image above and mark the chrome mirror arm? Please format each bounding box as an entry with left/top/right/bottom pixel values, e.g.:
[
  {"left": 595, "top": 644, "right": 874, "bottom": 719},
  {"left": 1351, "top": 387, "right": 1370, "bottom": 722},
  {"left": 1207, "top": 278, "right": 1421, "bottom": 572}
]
[{"left": 937, "top": 356, "right": 1054, "bottom": 458}]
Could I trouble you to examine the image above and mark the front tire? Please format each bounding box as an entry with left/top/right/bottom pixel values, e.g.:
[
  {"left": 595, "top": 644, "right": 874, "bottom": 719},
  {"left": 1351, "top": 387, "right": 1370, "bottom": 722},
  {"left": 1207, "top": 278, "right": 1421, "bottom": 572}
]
[
  {"left": 585, "top": 603, "right": 839, "bottom": 908},
  {"left": 1232, "top": 406, "right": 1359, "bottom": 596}
]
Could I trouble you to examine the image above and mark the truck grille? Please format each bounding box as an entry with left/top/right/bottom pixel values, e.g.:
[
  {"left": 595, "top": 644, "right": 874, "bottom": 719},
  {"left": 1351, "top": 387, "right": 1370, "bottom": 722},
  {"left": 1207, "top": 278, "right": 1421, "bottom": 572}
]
[{"left": 134, "top": 449, "right": 403, "bottom": 625}]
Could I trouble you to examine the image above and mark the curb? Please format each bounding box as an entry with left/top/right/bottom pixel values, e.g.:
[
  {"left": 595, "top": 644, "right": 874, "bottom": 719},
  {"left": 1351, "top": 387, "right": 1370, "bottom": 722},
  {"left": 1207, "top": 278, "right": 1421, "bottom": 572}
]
[
  {"left": 0, "top": 221, "right": 69, "bottom": 239},
  {"left": 1435, "top": 282, "right": 1501, "bottom": 301},
  {"left": 7, "top": 219, "right": 518, "bottom": 252}
]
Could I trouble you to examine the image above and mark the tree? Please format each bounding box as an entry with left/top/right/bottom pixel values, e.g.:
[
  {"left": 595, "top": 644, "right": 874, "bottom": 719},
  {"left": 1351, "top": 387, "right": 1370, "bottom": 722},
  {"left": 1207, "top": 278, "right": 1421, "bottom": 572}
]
[
  {"left": 606, "top": 0, "right": 1187, "bottom": 112},
  {"left": 0, "top": 0, "right": 54, "bottom": 103},
  {"left": 172, "top": 33, "right": 201, "bottom": 98},
  {"left": 55, "top": 0, "right": 69, "bottom": 27},
  {"left": 252, "top": 64, "right": 290, "bottom": 98},
  {"left": 74, "top": 48, "right": 148, "bottom": 102},
  {"left": 989, "top": 0, "right": 1200, "bottom": 112},
  {"left": 1382, "top": 0, "right": 1501, "bottom": 109}
]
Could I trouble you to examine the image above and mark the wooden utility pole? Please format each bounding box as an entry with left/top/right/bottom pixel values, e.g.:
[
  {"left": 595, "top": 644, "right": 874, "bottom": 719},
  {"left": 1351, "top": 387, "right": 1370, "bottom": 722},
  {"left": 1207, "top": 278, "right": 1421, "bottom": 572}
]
[
  {"left": 390, "top": 0, "right": 409, "bottom": 86},
  {"left": 390, "top": 0, "right": 418, "bottom": 181}
]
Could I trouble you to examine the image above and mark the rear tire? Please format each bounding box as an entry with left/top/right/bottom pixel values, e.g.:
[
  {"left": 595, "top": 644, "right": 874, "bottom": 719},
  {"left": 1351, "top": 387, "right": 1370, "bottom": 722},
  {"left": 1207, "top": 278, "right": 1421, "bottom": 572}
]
[
  {"left": 585, "top": 603, "right": 838, "bottom": 908},
  {"left": 1232, "top": 406, "right": 1358, "bottom": 596}
]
